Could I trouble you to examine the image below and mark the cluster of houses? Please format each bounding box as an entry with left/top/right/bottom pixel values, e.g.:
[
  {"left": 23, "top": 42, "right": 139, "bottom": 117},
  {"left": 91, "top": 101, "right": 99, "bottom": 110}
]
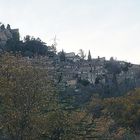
[
  {"left": 28, "top": 51, "right": 140, "bottom": 89},
  {"left": 0, "top": 23, "right": 140, "bottom": 89}
]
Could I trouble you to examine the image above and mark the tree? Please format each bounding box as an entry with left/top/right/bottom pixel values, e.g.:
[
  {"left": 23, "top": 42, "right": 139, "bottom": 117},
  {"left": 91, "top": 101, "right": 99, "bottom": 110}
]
[
  {"left": 0, "top": 53, "right": 60, "bottom": 140},
  {"left": 5, "top": 28, "right": 20, "bottom": 53},
  {"left": 5, "top": 38, "right": 21, "bottom": 54},
  {"left": 24, "top": 35, "right": 31, "bottom": 42},
  {"left": 49, "top": 44, "right": 57, "bottom": 54},
  {"left": 5, "top": 35, "right": 48, "bottom": 57},
  {"left": 0, "top": 24, "right": 5, "bottom": 30},
  {"left": 6, "top": 24, "right": 11, "bottom": 30},
  {"left": 23, "top": 36, "right": 48, "bottom": 57},
  {"left": 78, "top": 49, "right": 86, "bottom": 60},
  {"left": 88, "top": 50, "right": 92, "bottom": 61},
  {"left": 59, "top": 50, "right": 66, "bottom": 62}
]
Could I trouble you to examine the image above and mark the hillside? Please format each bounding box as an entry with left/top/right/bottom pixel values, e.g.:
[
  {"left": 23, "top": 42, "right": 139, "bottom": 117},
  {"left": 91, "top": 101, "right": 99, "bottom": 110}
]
[
  {"left": 0, "top": 23, "right": 140, "bottom": 140},
  {"left": 1, "top": 24, "right": 140, "bottom": 98}
]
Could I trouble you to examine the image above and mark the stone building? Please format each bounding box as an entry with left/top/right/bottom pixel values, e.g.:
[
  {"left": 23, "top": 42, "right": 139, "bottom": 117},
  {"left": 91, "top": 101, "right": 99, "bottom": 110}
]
[{"left": 0, "top": 24, "right": 19, "bottom": 47}]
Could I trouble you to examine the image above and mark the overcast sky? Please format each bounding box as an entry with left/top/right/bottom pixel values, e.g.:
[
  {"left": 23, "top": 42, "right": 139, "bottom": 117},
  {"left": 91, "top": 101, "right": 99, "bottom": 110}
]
[{"left": 0, "top": 0, "right": 140, "bottom": 64}]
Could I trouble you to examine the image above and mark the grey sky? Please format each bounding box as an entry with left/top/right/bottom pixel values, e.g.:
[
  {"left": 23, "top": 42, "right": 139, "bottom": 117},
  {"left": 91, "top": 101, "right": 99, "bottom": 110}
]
[{"left": 0, "top": 0, "right": 140, "bottom": 63}]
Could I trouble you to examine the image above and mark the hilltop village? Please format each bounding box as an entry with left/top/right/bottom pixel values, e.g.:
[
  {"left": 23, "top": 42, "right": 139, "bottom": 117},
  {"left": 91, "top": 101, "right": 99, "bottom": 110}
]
[
  {"left": 0, "top": 23, "right": 140, "bottom": 96},
  {"left": 1, "top": 23, "right": 140, "bottom": 140},
  {"left": 30, "top": 52, "right": 140, "bottom": 91}
]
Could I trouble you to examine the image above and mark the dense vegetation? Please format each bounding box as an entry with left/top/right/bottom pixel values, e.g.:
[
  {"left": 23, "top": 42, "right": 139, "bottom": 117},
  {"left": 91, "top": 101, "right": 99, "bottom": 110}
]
[
  {"left": 5, "top": 35, "right": 50, "bottom": 57},
  {"left": 0, "top": 53, "right": 139, "bottom": 140},
  {"left": 0, "top": 53, "right": 61, "bottom": 139}
]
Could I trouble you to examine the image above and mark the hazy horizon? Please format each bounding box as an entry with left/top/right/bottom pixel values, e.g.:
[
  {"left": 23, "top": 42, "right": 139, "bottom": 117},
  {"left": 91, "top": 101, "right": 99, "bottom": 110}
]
[{"left": 0, "top": 0, "right": 140, "bottom": 64}]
